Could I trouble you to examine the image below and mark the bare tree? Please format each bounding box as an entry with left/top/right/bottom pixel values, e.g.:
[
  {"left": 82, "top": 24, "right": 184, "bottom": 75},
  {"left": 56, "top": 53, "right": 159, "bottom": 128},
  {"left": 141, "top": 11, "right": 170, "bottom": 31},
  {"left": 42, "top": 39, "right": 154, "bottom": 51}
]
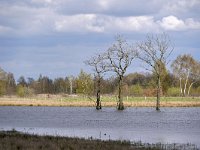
[
  {"left": 137, "top": 33, "right": 173, "bottom": 111},
  {"left": 85, "top": 54, "right": 107, "bottom": 110},
  {"left": 105, "top": 35, "right": 137, "bottom": 110},
  {"left": 0, "top": 67, "right": 7, "bottom": 80},
  {"left": 171, "top": 54, "right": 200, "bottom": 96},
  {"left": 68, "top": 76, "right": 73, "bottom": 95},
  {"left": 171, "top": 55, "right": 185, "bottom": 96},
  {"left": 188, "top": 61, "right": 200, "bottom": 96}
]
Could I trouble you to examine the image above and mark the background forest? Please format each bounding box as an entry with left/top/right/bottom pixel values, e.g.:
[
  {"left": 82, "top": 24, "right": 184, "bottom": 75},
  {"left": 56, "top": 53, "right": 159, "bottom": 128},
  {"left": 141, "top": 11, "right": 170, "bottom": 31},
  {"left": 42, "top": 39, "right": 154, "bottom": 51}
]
[{"left": 0, "top": 53, "right": 200, "bottom": 98}]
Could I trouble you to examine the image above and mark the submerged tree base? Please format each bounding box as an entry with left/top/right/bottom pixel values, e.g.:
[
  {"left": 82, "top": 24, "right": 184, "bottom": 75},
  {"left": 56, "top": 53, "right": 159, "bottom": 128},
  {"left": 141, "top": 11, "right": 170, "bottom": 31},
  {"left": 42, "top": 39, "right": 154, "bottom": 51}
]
[
  {"left": 96, "top": 106, "right": 102, "bottom": 110},
  {"left": 96, "top": 100, "right": 102, "bottom": 110},
  {"left": 117, "top": 102, "right": 125, "bottom": 110},
  {"left": 156, "top": 107, "right": 160, "bottom": 111}
]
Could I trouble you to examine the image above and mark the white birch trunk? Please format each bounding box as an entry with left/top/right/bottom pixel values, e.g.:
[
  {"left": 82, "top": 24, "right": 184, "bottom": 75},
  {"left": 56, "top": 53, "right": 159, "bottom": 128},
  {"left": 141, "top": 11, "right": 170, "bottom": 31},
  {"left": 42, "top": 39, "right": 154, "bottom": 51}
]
[
  {"left": 188, "top": 82, "right": 195, "bottom": 96},
  {"left": 179, "top": 78, "right": 183, "bottom": 96},
  {"left": 183, "top": 71, "right": 190, "bottom": 96}
]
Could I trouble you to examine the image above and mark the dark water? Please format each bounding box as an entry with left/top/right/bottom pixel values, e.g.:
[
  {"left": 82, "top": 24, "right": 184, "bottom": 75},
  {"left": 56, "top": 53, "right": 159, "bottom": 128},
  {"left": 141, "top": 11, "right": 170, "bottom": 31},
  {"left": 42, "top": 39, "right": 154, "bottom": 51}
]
[{"left": 0, "top": 106, "right": 200, "bottom": 147}]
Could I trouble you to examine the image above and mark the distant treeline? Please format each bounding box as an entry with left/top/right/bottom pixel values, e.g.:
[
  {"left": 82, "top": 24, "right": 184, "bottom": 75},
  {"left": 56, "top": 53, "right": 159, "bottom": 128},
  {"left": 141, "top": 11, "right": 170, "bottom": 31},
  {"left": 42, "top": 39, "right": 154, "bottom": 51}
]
[{"left": 0, "top": 59, "right": 200, "bottom": 98}]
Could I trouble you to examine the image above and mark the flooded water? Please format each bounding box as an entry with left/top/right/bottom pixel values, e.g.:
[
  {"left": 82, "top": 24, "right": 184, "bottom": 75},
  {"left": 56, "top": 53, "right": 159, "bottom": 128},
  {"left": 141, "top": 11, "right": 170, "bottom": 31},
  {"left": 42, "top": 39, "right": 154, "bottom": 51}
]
[{"left": 0, "top": 106, "right": 200, "bottom": 147}]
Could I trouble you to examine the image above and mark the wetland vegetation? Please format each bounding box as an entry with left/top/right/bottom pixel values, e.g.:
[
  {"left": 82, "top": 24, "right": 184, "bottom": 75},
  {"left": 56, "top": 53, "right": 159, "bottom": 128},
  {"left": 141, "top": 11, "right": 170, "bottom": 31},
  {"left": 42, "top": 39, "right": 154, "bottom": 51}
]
[
  {"left": 0, "top": 95, "right": 200, "bottom": 107},
  {"left": 0, "top": 130, "right": 198, "bottom": 150}
]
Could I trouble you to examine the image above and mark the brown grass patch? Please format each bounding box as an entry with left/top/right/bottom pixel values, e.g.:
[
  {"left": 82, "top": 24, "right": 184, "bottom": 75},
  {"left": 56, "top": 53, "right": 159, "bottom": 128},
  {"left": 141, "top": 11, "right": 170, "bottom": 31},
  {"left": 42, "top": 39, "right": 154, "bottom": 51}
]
[{"left": 0, "top": 96, "right": 200, "bottom": 107}]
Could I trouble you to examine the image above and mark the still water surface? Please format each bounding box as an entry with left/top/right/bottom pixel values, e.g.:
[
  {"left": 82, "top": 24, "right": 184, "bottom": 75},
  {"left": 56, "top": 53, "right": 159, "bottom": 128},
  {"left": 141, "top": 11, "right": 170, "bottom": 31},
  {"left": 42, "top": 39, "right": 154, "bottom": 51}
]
[{"left": 0, "top": 106, "right": 199, "bottom": 147}]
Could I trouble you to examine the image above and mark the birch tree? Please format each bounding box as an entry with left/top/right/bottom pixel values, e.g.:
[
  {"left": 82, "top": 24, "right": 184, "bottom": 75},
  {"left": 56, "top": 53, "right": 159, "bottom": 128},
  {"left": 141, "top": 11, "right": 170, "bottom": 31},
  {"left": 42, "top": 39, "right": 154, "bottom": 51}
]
[
  {"left": 0, "top": 67, "right": 7, "bottom": 80},
  {"left": 188, "top": 61, "right": 200, "bottom": 96},
  {"left": 68, "top": 76, "right": 74, "bottom": 95},
  {"left": 85, "top": 54, "right": 107, "bottom": 110},
  {"left": 171, "top": 55, "right": 185, "bottom": 96},
  {"left": 137, "top": 33, "right": 173, "bottom": 111},
  {"left": 171, "top": 54, "right": 199, "bottom": 96},
  {"left": 0, "top": 67, "right": 7, "bottom": 95},
  {"left": 105, "top": 36, "right": 137, "bottom": 110}
]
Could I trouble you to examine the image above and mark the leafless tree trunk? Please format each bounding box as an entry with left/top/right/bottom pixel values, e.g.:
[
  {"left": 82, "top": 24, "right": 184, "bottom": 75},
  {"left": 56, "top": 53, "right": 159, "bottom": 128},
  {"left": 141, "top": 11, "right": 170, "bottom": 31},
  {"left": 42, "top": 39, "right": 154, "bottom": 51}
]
[
  {"left": 96, "top": 74, "right": 101, "bottom": 109},
  {"left": 85, "top": 54, "right": 107, "bottom": 110},
  {"left": 183, "top": 71, "right": 189, "bottom": 96},
  {"left": 106, "top": 35, "right": 137, "bottom": 110},
  {"left": 137, "top": 33, "right": 173, "bottom": 111},
  {"left": 156, "top": 75, "right": 161, "bottom": 110},
  {"left": 179, "top": 78, "right": 183, "bottom": 96},
  {"left": 188, "top": 82, "right": 195, "bottom": 96},
  {"left": 69, "top": 76, "right": 73, "bottom": 95},
  {"left": 187, "top": 62, "right": 200, "bottom": 96},
  {"left": 118, "top": 75, "right": 124, "bottom": 110}
]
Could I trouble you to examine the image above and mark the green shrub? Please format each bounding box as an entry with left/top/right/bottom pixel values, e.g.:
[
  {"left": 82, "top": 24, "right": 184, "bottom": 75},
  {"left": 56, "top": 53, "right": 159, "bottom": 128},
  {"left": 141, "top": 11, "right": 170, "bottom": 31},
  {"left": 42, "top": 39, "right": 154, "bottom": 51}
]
[
  {"left": 167, "top": 87, "right": 180, "bottom": 96},
  {"left": 0, "top": 81, "right": 6, "bottom": 96},
  {"left": 130, "top": 84, "right": 143, "bottom": 96},
  {"left": 16, "top": 85, "right": 26, "bottom": 97}
]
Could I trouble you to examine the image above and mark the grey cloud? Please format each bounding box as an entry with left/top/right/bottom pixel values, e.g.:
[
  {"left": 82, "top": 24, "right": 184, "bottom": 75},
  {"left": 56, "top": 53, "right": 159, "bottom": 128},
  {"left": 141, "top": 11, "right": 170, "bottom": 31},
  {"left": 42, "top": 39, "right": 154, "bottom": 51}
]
[
  {"left": 29, "top": 0, "right": 200, "bottom": 19},
  {"left": 158, "top": 0, "right": 200, "bottom": 19},
  {"left": 0, "top": 0, "right": 199, "bottom": 79},
  {"left": 0, "top": 0, "right": 199, "bottom": 37}
]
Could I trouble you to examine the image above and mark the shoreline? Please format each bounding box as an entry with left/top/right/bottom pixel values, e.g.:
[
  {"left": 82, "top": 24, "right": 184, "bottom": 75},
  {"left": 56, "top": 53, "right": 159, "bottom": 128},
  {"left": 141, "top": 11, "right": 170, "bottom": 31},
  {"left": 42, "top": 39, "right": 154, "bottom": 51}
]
[
  {"left": 0, "top": 97, "right": 200, "bottom": 107},
  {"left": 0, "top": 98, "right": 200, "bottom": 107},
  {"left": 0, "top": 130, "right": 198, "bottom": 150},
  {"left": 0, "top": 102, "right": 200, "bottom": 107}
]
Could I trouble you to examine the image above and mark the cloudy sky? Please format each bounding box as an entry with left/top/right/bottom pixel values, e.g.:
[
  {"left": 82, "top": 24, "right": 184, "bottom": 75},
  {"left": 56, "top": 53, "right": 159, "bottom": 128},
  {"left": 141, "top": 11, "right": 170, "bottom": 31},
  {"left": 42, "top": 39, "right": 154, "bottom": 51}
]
[{"left": 0, "top": 0, "right": 200, "bottom": 80}]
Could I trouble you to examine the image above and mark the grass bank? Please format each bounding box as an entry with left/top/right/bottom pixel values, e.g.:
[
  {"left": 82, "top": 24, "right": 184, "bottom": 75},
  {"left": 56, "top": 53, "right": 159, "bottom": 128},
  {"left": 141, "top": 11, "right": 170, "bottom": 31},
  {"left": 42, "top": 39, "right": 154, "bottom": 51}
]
[
  {"left": 0, "top": 130, "right": 198, "bottom": 150},
  {"left": 0, "top": 95, "right": 200, "bottom": 107}
]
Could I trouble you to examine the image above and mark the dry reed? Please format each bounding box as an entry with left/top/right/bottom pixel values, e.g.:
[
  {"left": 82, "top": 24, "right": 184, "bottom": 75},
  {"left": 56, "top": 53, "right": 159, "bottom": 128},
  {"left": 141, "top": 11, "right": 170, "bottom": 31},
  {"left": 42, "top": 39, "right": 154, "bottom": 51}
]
[{"left": 0, "top": 96, "right": 200, "bottom": 107}]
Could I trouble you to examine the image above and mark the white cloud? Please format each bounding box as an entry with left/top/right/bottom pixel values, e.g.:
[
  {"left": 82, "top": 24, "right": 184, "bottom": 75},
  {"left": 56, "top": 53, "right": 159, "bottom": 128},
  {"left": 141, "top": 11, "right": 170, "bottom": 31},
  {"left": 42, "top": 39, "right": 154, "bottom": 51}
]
[
  {"left": 185, "top": 18, "right": 200, "bottom": 29},
  {"left": 54, "top": 14, "right": 158, "bottom": 33},
  {"left": 97, "top": 0, "right": 111, "bottom": 9},
  {"left": 158, "top": 16, "right": 185, "bottom": 30},
  {"left": 158, "top": 16, "right": 200, "bottom": 31},
  {"left": 115, "top": 16, "right": 157, "bottom": 32},
  {"left": 54, "top": 14, "right": 200, "bottom": 33},
  {"left": 0, "top": 0, "right": 200, "bottom": 36},
  {"left": 55, "top": 14, "right": 105, "bottom": 33}
]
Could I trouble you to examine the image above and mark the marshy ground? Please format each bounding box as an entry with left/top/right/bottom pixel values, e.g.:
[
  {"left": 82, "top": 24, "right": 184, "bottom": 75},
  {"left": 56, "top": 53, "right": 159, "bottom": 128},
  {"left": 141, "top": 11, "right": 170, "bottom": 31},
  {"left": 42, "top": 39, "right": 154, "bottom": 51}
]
[{"left": 0, "top": 130, "right": 198, "bottom": 150}]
